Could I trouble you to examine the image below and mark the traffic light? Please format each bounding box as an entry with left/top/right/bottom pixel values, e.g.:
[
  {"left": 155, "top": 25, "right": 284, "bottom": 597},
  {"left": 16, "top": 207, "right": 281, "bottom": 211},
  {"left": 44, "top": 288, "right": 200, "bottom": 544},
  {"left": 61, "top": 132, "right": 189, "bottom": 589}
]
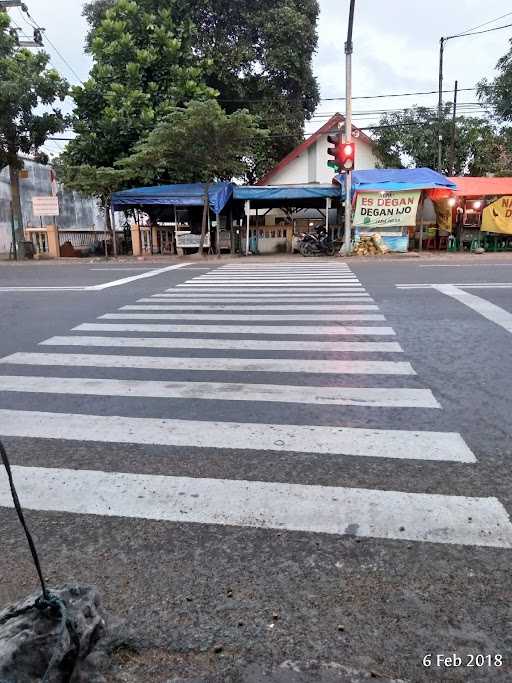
[
  {"left": 327, "top": 133, "right": 342, "bottom": 171},
  {"left": 327, "top": 135, "right": 356, "bottom": 172},
  {"left": 340, "top": 141, "right": 355, "bottom": 171}
]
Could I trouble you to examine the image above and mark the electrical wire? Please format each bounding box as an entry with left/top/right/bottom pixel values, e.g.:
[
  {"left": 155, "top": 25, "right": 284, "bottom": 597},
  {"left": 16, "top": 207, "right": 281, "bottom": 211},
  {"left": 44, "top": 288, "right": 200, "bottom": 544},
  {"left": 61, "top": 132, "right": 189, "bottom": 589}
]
[
  {"left": 17, "top": 5, "right": 85, "bottom": 84},
  {"left": 457, "top": 10, "right": 512, "bottom": 36},
  {"left": 446, "top": 21, "right": 512, "bottom": 41}
]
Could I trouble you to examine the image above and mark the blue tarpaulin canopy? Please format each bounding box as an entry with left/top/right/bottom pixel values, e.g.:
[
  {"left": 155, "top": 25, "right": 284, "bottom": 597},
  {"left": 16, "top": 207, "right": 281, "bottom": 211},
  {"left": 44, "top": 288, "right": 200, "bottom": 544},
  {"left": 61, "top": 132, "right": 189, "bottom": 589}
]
[
  {"left": 233, "top": 184, "right": 343, "bottom": 209},
  {"left": 112, "top": 182, "right": 234, "bottom": 214},
  {"left": 335, "top": 168, "right": 457, "bottom": 193}
]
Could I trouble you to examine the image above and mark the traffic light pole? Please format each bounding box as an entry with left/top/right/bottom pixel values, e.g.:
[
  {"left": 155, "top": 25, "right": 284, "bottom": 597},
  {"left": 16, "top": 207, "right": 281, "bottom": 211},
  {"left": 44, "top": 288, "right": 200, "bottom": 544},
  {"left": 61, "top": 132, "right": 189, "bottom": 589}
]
[{"left": 342, "top": 0, "right": 355, "bottom": 255}]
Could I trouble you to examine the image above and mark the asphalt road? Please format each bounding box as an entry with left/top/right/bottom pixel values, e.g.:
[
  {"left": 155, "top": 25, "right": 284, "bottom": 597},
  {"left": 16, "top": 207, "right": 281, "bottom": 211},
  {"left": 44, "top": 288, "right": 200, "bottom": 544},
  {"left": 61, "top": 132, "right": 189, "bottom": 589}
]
[{"left": 1, "top": 256, "right": 512, "bottom": 682}]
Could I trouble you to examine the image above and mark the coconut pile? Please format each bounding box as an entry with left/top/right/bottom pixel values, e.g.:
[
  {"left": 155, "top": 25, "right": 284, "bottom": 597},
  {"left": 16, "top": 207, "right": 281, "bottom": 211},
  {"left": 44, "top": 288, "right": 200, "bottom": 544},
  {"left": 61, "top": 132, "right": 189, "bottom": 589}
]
[{"left": 353, "top": 233, "right": 390, "bottom": 256}]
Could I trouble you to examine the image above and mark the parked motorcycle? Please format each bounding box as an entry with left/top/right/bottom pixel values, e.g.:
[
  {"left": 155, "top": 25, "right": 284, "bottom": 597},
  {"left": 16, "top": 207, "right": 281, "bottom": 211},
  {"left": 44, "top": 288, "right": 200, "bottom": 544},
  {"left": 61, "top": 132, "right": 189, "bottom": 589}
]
[{"left": 298, "top": 225, "right": 339, "bottom": 257}]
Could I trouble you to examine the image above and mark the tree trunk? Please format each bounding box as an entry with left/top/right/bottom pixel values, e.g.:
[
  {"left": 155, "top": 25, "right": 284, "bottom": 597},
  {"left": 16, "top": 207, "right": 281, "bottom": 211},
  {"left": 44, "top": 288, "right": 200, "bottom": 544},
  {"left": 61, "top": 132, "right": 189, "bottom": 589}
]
[
  {"left": 104, "top": 201, "right": 111, "bottom": 260},
  {"left": 9, "top": 162, "right": 25, "bottom": 258},
  {"left": 199, "top": 183, "right": 210, "bottom": 258}
]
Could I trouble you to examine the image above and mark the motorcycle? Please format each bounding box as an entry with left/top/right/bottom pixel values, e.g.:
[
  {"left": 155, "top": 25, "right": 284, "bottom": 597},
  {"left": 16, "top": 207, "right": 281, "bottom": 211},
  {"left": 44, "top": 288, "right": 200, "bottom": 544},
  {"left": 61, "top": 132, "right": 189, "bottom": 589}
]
[{"left": 298, "top": 225, "right": 339, "bottom": 257}]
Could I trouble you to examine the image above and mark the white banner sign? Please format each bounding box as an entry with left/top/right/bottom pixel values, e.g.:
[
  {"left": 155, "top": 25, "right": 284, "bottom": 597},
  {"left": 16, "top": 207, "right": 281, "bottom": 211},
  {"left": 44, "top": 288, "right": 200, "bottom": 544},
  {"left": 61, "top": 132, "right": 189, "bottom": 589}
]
[
  {"left": 32, "top": 196, "right": 60, "bottom": 216},
  {"left": 354, "top": 190, "right": 421, "bottom": 229},
  {"left": 175, "top": 231, "right": 210, "bottom": 248}
]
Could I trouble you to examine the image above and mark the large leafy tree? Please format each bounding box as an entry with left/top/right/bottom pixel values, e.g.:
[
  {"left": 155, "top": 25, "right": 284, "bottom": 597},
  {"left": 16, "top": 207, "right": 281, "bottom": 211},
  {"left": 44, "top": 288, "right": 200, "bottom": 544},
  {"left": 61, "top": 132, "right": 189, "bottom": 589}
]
[
  {"left": 83, "top": 0, "right": 320, "bottom": 180},
  {"left": 118, "top": 100, "right": 266, "bottom": 184},
  {"left": 478, "top": 40, "right": 512, "bottom": 121},
  {"left": 119, "top": 99, "right": 267, "bottom": 252},
  {"left": 372, "top": 106, "right": 509, "bottom": 176},
  {"left": 0, "top": 10, "right": 68, "bottom": 254},
  {"left": 62, "top": 0, "right": 215, "bottom": 171}
]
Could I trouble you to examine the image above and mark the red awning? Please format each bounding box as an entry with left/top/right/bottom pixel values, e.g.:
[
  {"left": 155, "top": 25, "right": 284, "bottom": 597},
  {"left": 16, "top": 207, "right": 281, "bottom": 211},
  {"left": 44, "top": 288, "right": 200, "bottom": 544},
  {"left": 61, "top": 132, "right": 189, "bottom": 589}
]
[{"left": 449, "top": 177, "right": 512, "bottom": 197}]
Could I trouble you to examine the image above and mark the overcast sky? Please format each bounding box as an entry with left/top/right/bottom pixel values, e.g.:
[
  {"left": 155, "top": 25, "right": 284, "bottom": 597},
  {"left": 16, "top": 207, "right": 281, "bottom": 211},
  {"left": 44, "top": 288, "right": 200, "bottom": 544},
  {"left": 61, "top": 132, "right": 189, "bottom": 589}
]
[{"left": 12, "top": 0, "right": 512, "bottom": 154}]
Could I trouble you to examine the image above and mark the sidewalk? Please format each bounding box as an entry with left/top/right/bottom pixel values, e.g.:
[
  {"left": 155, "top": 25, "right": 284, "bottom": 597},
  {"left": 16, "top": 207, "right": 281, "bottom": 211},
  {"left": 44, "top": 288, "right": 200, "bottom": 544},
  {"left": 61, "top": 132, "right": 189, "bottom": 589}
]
[{"left": 2, "top": 251, "right": 512, "bottom": 266}]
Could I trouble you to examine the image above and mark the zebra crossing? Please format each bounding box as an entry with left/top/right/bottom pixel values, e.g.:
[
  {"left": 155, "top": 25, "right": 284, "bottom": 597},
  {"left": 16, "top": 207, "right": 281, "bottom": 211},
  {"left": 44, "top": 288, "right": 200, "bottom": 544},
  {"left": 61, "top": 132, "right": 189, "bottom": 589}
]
[{"left": 1, "top": 261, "right": 511, "bottom": 549}]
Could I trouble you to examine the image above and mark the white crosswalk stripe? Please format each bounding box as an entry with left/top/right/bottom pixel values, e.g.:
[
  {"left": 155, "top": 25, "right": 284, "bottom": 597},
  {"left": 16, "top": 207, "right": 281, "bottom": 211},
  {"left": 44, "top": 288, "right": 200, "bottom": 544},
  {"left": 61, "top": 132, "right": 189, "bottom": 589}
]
[
  {"left": 41, "top": 336, "right": 403, "bottom": 353},
  {"left": 99, "top": 312, "right": 386, "bottom": 322},
  {"left": 0, "top": 261, "right": 510, "bottom": 549},
  {"left": 0, "top": 375, "right": 439, "bottom": 407},
  {"left": 0, "top": 352, "right": 414, "bottom": 375},
  {"left": 0, "top": 410, "right": 474, "bottom": 462},
  {"left": 132, "top": 302, "right": 378, "bottom": 310},
  {"left": 73, "top": 323, "right": 396, "bottom": 335},
  {"left": 3, "top": 466, "right": 510, "bottom": 547}
]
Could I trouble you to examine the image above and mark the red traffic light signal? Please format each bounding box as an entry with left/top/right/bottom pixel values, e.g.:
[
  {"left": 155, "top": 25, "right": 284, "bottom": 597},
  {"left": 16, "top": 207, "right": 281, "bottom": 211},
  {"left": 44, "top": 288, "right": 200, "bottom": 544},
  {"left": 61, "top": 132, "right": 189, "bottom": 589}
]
[{"left": 340, "top": 142, "right": 355, "bottom": 171}]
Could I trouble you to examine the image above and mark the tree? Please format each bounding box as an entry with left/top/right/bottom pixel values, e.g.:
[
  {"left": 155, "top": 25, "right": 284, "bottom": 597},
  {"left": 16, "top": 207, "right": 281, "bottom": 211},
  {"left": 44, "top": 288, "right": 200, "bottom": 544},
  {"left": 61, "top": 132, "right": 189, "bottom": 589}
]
[
  {"left": 372, "top": 106, "right": 508, "bottom": 176},
  {"left": 55, "top": 164, "right": 130, "bottom": 247},
  {"left": 118, "top": 99, "right": 267, "bottom": 253},
  {"left": 478, "top": 41, "right": 512, "bottom": 122},
  {"left": 0, "top": 11, "right": 68, "bottom": 254},
  {"left": 83, "top": 0, "right": 320, "bottom": 180},
  {"left": 62, "top": 0, "right": 215, "bottom": 172}
]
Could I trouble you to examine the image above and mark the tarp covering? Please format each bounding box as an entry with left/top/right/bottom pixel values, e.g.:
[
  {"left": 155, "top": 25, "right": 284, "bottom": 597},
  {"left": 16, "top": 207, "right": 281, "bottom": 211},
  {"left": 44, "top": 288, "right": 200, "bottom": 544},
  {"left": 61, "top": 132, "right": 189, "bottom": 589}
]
[
  {"left": 234, "top": 185, "right": 343, "bottom": 201},
  {"left": 112, "top": 182, "right": 234, "bottom": 214},
  {"left": 449, "top": 176, "right": 512, "bottom": 197},
  {"left": 335, "top": 168, "right": 457, "bottom": 193}
]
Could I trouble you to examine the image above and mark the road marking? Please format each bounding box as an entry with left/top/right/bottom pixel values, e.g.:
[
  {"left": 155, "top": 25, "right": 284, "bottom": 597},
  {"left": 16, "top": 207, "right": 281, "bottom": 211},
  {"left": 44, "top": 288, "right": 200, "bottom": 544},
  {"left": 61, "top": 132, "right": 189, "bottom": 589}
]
[
  {"left": 0, "top": 375, "right": 439, "bottom": 408},
  {"left": 41, "top": 336, "right": 404, "bottom": 353},
  {"left": 73, "top": 323, "right": 395, "bottom": 336},
  {"left": 89, "top": 267, "right": 155, "bottom": 271},
  {"left": 432, "top": 284, "right": 512, "bottom": 335},
  {"left": 0, "top": 410, "right": 474, "bottom": 462},
  {"left": 1, "top": 352, "right": 414, "bottom": 375},
  {"left": 100, "top": 312, "right": 386, "bottom": 322},
  {"left": 129, "top": 303, "right": 379, "bottom": 311},
  {"left": 397, "top": 282, "right": 512, "bottom": 289},
  {"left": 86, "top": 263, "right": 191, "bottom": 290},
  {"left": 151, "top": 294, "right": 372, "bottom": 300},
  {"left": 176, "top": 284, "right": 365, "bottom": 289},
  {"left": 419, "top": 264, "right": 512, "bottom": 268},
  {"left": 0, "top": 287, "right": 89, "bottom": 292},
  {"left": 3, "top": 466, "right": 506, "bottom": 547}
]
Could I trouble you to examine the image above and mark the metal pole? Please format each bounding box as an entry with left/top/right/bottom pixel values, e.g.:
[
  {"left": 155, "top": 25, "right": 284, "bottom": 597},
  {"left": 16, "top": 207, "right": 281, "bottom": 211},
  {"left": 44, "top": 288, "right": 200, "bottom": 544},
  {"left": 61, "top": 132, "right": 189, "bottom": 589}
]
[
  {"left": 343, "top": 0, "right": 355, "bottom": 255},
  {"left": 437, "top": 37, "right": 445, "bottom": 172},
  {"left": 449, "top": 80, "right": 458, "bottom": 176},
  {"left": 111, "top": 205, "right": 117, "bottom": 257},
  {"left": 245, "top": 200, "right": 250, "bottom": 255}
]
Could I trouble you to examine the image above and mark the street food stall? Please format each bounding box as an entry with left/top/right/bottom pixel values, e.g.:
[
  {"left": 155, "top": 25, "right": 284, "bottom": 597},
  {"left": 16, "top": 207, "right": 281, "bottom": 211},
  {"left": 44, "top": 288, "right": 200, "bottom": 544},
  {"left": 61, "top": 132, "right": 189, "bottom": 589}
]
[
  {"left": 232, "top": 184, "right": 344, "bottom": 255},
  {"left": 335, "top": 168, "right": 456, "bottom": 252},
  {"left": 448, "top": 177, "right": 512, "bottom": 251},
  {"left": 111, "top": 182, "right": 234, "bottom": 255}
]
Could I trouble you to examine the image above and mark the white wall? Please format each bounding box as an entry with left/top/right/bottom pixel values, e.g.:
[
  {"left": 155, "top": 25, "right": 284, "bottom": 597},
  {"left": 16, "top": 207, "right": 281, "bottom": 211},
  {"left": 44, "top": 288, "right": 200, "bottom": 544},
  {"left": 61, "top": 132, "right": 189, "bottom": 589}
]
[
  {"left": 267, "top": 134, "right": 378, "bottom": 186},
  {"left": 0, "top": 159, "right": 104, "bottom": 254}
]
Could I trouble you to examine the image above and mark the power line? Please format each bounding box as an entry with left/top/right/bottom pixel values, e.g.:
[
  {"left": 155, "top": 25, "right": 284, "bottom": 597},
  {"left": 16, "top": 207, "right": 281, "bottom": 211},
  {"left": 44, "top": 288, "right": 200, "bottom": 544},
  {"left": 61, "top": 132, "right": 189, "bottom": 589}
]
[
  {"left": 17, "top": 5, "right": 85, "bottom": 84},
  {"left": 457, "top": 11, "right": 512, "bottom": 36},
  {"left": 446, "top": 22, "right": 512, "bottom": 41}
]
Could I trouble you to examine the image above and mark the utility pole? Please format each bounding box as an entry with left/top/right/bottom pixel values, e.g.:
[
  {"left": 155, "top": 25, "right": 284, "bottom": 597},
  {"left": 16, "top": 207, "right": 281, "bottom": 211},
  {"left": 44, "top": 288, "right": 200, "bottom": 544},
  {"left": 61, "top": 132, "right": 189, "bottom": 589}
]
[
  {"left": 449, "top": 80, "right": 458, "bottom": 176},
  {"left": 342, "top": 0, "right": 355, "bottom": 255},
  {"left": 437, "top": 37, "right": 445, "bottom": 173}
]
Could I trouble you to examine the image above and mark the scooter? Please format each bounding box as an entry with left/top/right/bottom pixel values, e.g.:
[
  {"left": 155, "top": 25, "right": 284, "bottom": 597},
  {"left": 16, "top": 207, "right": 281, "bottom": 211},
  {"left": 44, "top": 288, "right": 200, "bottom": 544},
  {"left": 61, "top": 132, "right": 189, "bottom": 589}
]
[{"left": 298, "top": 225, "right": 338, "bottom": 257}]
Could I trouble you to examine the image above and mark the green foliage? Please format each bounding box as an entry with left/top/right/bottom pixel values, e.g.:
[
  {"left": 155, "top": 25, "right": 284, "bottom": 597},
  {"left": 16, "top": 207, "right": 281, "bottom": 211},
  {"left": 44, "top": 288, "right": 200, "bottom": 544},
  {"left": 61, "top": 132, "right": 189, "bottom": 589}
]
[
  {"left": 0, "top": 11, "right": 68, "bottom": 170},
  {"left": 478, "top": 40, "right": 512, "bottom": 121},
  {"left": 62, "top": 0, "right": 215, "bottom": 172},
  {"left": 82, "top": 0, "right": 320, "bottom": 179},
  {"left": 55, "top": 163, "right": 130, "bottom": 206},
  {"left": 372, "top": 106, "right": 508, "bottom": 176},
  {"left": 118, "top": 100, "right": 267, "bottom": 184}
]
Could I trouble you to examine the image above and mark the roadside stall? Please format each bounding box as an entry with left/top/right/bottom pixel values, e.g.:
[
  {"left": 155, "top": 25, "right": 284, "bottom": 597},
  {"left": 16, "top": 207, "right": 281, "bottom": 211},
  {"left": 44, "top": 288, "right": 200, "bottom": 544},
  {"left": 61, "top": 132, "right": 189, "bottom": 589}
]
[
  {"left": 111, "top": 182, "right": 234, "bottom": 255},
  {"left": 232, "top": 185, "right": 344, "bottom": 255},
  {"left": 335, "top": 168, "right": 456, "bottom": 253},
  {"left": 448, "top": 177, "right": 512, "bottom": 252}
]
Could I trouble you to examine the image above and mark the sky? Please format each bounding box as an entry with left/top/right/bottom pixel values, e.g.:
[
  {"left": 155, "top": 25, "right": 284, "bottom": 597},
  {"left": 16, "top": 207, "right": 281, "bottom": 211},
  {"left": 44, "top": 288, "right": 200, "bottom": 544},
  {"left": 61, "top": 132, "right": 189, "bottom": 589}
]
[{"left": 10, "top": 0, "right": 512, "bottom": 155}]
